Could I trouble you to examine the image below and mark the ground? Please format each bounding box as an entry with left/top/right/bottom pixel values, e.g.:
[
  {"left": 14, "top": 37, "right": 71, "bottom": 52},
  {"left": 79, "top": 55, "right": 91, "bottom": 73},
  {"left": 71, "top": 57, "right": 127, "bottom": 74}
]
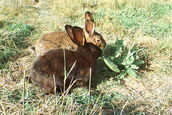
[{"left": 0, "top": 0, "right": 172, "bottom": 114}]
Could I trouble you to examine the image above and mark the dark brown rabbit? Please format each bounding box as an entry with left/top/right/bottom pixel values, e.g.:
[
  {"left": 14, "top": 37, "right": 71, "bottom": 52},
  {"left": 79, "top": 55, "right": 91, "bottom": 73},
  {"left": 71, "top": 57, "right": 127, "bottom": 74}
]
[
  {"left": 30, "top": 26, "right": 102, "bottom": 94},
  {"left": 35, "top": 11, "right": 106, "bottom": 57}
]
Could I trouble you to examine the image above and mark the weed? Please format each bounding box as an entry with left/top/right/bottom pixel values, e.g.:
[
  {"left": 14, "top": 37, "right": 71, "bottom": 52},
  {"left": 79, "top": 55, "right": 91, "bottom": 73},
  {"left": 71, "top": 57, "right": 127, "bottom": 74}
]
[{"left": 103, "top": 39, "right": 144, "bottom": 80}]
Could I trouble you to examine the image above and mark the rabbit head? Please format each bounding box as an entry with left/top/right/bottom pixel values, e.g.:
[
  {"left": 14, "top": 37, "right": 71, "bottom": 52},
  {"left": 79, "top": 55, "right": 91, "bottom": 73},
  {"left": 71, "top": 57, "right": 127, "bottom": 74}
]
[
  {"left": 66, "top": 25, "right": 102, "bottom": 60},
  {"left": 84, "top": 11, "right": 106, "bottom": 48}
]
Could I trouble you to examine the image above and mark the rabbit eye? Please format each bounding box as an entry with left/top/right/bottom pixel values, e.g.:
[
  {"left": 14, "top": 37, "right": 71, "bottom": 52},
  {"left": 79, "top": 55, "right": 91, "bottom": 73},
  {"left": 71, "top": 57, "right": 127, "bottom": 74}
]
[{"left": 95, "top": 38, "right": 100, "bottom": 43}]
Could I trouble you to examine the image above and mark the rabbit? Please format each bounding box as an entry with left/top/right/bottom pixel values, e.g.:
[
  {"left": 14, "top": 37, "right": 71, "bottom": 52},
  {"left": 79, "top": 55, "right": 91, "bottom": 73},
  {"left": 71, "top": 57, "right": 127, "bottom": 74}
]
[
  {"left": 30, "top": 26, "right": 102, "bottom": 94},
  {"left": 34, "top": 11, "right": 106, "bottom": 57}
]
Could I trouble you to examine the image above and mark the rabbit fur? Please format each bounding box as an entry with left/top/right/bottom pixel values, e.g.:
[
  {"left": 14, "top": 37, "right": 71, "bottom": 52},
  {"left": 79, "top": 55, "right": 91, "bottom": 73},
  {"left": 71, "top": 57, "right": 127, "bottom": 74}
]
[{"left": 30, "top": 26, "right": 102, "bottom": 94}]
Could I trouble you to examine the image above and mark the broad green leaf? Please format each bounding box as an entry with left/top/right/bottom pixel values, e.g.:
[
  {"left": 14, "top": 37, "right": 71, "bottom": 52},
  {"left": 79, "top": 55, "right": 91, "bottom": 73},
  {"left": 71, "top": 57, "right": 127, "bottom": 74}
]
[
  {"left": 114, "top": 46, "right": 122, "bottom": 58},
  {"left": 113, "top": 39, "right": 125, "bottom": 58},
  {"left": 121, "top": 55, "right": 134, "bottom": 65},
  {"left": 130, "top": 44, "right": 139, "bottom": 59},
  {"left": 122, "top": 50, "right": 132, "bottom": 60},
  {"left": 116, "top": 51, "right": 130, "bottom": 65},
  {"left": 126, "top": 68, "right": 137, "bottom": 77},
  {"left": 130, "top": 64, "right": 139, "bottom": 69},
  {"left": 118, "top": 71, "right": 127, "bottom": 79},
  {"left": 125, "top": 65, "right": 130, "bottom": 68},
  {"left": 131, "top": 44, "right": 137, "bottom": 52},
  {"left": 133, "top": 60, "right": 144, "bottom": 65},
  {"left": 133, "top": 52, "right": 139, "bottom": 59},
  {"left": 115, "top": 39, "right": 124, "bottom": 46},
  {"left": 104, "top": 58, "right": 120, "bottom": 73},
  {"left": 116, "top": 57, "right": 124, "bottom": 65}
]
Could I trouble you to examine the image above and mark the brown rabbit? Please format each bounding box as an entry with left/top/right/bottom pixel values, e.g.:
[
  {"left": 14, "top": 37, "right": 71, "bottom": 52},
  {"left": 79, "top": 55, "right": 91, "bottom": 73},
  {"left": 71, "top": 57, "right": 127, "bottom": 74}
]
[
  {"left": 30, "top": 26, "right": 102, "bottom": 94},
  {"left": 35, "top": 11, "right": 106, "bottom": 57}
]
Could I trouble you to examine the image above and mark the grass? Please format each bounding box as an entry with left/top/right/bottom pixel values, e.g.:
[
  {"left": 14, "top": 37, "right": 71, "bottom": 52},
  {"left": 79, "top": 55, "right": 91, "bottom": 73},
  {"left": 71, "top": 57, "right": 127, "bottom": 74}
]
[
  {"left": 0, "top": 22, "right": 35, "bottom": 68},
  {"left": 0, "top": 0, "right": 172, "bottom": 114}
]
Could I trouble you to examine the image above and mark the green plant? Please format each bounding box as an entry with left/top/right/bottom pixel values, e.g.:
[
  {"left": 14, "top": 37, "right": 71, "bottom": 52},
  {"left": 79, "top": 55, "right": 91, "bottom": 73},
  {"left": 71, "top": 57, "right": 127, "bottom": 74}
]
[{"left": 103, "top": 39, "right": 144, "bottom": 79}]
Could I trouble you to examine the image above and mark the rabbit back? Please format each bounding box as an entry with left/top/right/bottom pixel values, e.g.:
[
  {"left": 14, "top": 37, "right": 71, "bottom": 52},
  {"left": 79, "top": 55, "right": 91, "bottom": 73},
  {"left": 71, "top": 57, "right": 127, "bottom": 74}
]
[{"left": 35, "top": 31, "right": 77, "bottom": 57}]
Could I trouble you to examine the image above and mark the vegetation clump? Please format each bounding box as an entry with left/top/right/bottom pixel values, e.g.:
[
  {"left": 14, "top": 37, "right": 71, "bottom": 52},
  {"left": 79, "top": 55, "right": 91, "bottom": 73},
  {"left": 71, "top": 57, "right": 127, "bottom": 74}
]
[{"left": 103, "top": 39, "right": 144, "bottom": 80}]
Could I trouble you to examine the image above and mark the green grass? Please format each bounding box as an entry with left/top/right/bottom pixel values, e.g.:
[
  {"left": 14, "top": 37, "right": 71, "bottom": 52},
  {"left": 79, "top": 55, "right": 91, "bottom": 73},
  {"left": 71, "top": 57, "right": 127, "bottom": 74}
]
[
  {"left": 0, "top": 21, "right": 35, "bottom": 68},
  {"left": 0, "top": 0, "right": 172, "bottom": 114}
]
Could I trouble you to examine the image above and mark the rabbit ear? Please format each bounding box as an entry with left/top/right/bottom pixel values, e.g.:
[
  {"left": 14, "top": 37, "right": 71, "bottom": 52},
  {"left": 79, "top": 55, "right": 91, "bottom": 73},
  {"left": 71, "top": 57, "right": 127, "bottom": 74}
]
[
  {"left": 65, "top": 25, "right": 76, "bottom": 43},
  {"left": 85, "top": 20, "right": 95, "bottom": 36},
  {"left": 72, "top": 26, "right": 86, "bottom": 46},
  {"left": 85, "top": 11, "right": 94, "bottom": 22}
]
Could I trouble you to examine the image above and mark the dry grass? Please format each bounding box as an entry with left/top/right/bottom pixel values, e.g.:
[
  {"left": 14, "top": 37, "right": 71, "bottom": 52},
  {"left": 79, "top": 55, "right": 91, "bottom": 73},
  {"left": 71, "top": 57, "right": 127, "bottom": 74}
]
[{"left": 0, "top": 0, "right": 172, "bottom": 114}]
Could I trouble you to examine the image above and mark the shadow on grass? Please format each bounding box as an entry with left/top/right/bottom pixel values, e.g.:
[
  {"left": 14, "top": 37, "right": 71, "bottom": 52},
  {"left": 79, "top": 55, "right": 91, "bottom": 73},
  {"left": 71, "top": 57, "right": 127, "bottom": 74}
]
[
  {"left": 92, "top": 43, "right": 149, "bottom": 88},
  {"left": 91, "top": 58, "right": 114, "bottom": 88},
  {"left": 92, "top": 44, "right": 122, "bottom": 88}
]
